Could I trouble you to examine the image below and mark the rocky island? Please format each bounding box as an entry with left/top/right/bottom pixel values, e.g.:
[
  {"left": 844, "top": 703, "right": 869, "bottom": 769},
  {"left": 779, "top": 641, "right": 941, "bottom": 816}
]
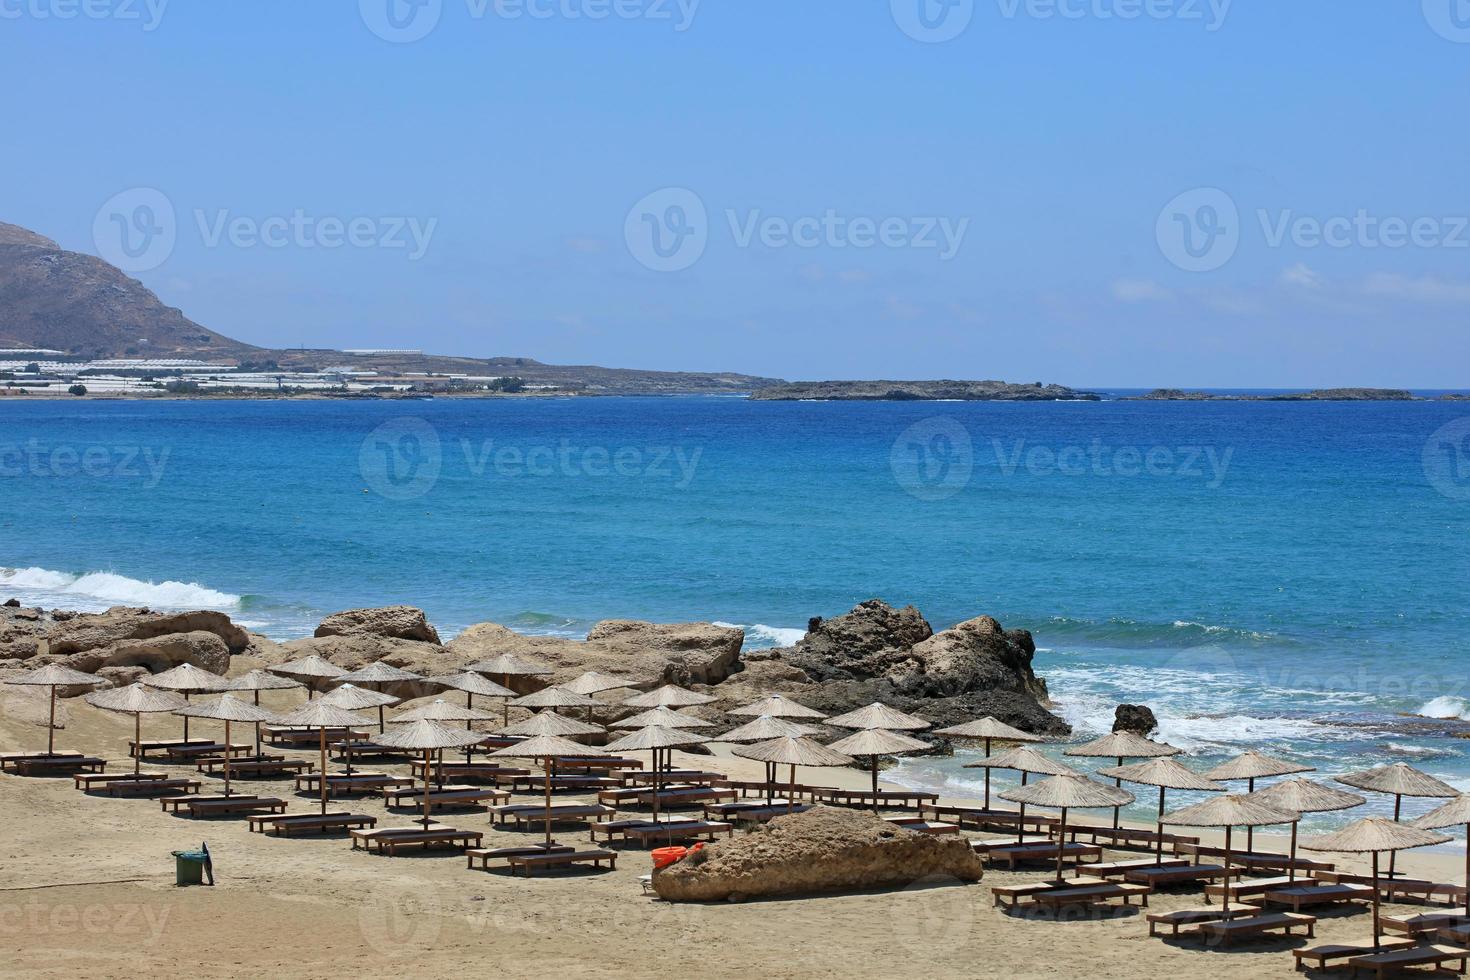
[
  {"left": 1128, "top": 387, "right": 1421, "bottom": 401},
  {"left": 749, "top": 380, "right": 1099, "bottom": 401}
]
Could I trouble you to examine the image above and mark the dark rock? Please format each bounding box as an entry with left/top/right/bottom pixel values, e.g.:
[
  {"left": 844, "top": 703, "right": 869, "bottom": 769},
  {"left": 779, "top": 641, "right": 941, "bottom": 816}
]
[
  {"left": 3, "top": 598, "right": 18, "bottom": 607},
  {"left": 1113, "top": 704, "right": 1158, "bottom": 735}
]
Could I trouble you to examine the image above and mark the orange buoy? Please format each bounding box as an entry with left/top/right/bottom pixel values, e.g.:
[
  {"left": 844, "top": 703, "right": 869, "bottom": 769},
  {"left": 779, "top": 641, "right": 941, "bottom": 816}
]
[{"left": 651, "top": 846, "right": 688, "bottom": 870}]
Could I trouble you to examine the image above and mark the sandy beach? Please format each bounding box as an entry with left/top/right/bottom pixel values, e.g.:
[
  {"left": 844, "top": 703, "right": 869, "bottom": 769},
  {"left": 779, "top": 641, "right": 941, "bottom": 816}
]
[{"left": 2, "top": 678, "right": 1465, "bottom": 980}]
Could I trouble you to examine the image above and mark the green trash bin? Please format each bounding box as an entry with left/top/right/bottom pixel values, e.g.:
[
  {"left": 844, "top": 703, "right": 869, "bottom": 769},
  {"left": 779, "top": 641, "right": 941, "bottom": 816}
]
[{"left": 171, "top": 843, "right": 212, "bottom": 886}]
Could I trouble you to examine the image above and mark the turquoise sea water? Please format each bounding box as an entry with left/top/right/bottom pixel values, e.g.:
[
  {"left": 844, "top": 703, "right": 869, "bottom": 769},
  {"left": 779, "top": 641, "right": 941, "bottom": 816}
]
[{"left": 3, "top": 396, "right": 1469, "bottom": 829}]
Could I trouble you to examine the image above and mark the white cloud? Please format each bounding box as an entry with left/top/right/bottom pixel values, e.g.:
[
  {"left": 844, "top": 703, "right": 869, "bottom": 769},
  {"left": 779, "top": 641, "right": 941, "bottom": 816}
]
[
  {"left": 1361, "top": 273, "right": 1470, "bottom": 305},
  {"left": 1110, "top": 279, "right": 1172, "bottom": 303},
  {"left": 1279, "top": 263, "right": 1322, "bottom": 288}
]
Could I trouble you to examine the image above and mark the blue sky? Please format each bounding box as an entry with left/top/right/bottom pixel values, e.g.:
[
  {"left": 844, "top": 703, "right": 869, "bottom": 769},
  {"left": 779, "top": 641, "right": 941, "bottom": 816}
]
[{"left": 4, "top": 1, "right": 1467, "bottom": 386}]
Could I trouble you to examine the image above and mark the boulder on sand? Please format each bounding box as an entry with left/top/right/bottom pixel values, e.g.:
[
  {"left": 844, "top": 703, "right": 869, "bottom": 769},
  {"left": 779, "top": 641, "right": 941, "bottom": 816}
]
[
  {"left": 88, "top": 630, "right": 232, "bottom": 675},
  {"left": 314, "top": 606, "right": 442, "bottom": 645},
  {"left": 653, "top": 806, "right": 983, "bottom": 902}
]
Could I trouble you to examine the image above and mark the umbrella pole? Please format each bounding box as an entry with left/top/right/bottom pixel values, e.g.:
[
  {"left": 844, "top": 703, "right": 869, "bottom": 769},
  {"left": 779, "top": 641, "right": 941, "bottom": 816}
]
[
  {"left": 1389, "top": 794, "right": 1402, "bottom": 877},
  {"left": 47, "top": 685, "right": 57, "bottom": 756},
  {"left": 345, "top": 732, "right": 354, "bottom": 777},
  {"left": 543, "top": 759, "right": 553, "bottom": 849},
  {"left": 1112, "top": 756, "right": 1123, "bottom": 829},
  {"left": 983, "top": 738, "right": 992, "bottom": 810},
  {"left": 423, "top": 748, "right": 433, "bottom": 828},
  {"left": 788, "top": 764, "right": 796, "bottom": 814},
  {"left": 465, "top": 694, "right": 474, "bottom": 763},
  {"left": 1289, "top": 821, "right": 1298, "bottom": 883},
  {"left": 1055, "top": 807, "right": 1068, "bottom": 883},
  {"left": 183, "top": 691, "right": 190, "bottom": 742},
  {"left": 1371, "top": 850, "right": 1382, "bottom": 950},
  {"left": 1017, "top": 772, "right": 1029, "bottom": 845},
  {"left": 502, "top": 675, "right": 511, "bottom": 723},
  {"left": 134, "top": 712, "right": 142, "bottom": 775},
  {"left": 1223, "top": 826, "right": 1233, "bottom": 914},
  {"left": 871, "top": 756, "right": 879, "bottom": 813},
  {"left": 318, "top": 727, "right": 328, "bottom": 816},
  {"left": 378, "top": 705, "right": 385, "bottom": 734},
  {"left": 253, "top": 692, "right": 262, "bottom": 757},
  {"left": 223, "top": 719, "right": 232, "bottom": 797},
  {"left": 652, "top": 748, "right": 660, "bottom": 826},
  {"left": 1464, "top": 822, "right": 1469, "bottom": 919},
  {"left": 1156, "top": 787, "right": 1166, "bottom": 866}
]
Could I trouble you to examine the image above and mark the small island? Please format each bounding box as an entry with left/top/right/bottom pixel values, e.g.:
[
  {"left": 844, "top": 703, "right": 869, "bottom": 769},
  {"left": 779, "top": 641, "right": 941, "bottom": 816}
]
[
  {"left": 749, "top": 380, "right": 1100, "bottom": 402},
  {"left": 1128, "top": 388, "right": 1421, "bottom": 402}
]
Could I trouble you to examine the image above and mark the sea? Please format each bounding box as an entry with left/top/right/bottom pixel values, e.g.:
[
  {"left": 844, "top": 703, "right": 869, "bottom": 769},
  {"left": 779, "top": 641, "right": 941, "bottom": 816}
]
[{"left": 3, "top": 393, "right": 1469, "bottom": 831}]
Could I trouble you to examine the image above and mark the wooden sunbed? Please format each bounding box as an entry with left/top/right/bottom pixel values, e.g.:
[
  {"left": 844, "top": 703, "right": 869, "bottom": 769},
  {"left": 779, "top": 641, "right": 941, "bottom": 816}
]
[
  {"left": 197, "top": 758, "right": 309, "bottom": 778},
  {"left": 74, "top": 771, "right": 167, "bottom": 789},
  {"left": 591, "top": 819, "right": 735, "bottom": 848},
  {"left": 1185, "top": 912, "right": 1316, "bottom": 948},
  {"left": 498, "top": 774, "right": 619, "bottom": 792},
  {"left": 1124, "top": 864, "right": 1227, "bottom": 889},
  {"left": 1079, "top": 857, "right": 1189, "bottom": 878},
  {"left": 489, "top": 804, "right": 615, "bottom": 828},
  {"left": 294, "top": 772, "right": 415, "bottom": 796},
  {"left": 408, "top": 761, "right": 529, "bottom": 783},
  {"left": 128, "top": 738, "right": 211, "bottom": 759},
  {"left": 380, "top": 785, "right": 510, "bottom": 809},
  {"left": 1314, "top": 870, "right": 1467, "bottom": 906},
  {"left": 598, "top": 786, "right": 737, "bottom": 808},
  {"left": 884, "top": 818, "right": 960, "bottom": 836},
  {"left": 1176, "top": 843, "right": 1333, "bottom": 874},
  {"left": 158, "top": 743, "right": 252, "bottom": 763},
  {"left": 715, "top": 779, "right": 832, "bottom": 801},
  {"left": 970, "top": 836, "right": 1052, "bottom": 854},
  {"left": 1028, "top": 883, "right": 1152, "bottom": 911},
  {"left": 552, "top": 757, "right": 642, "bottom": 772},
  {"left": 351, "top": 827, "right": 483, "bottom": 855},
  {"left": 1381, "top": 911, "right": 1470, "bottom": 936},
  {"left": 1, "top": 750, "right": 82, "bottom": 765},
  {"left": 247, "top": 811, "right": 377, "bottom": 836},
  {"left": 2, "top": 755, "right": 106, "bottom": 775},
  {"left": 1205, "top": 876, "right": 1297, "bottom": 902},
  {"left": 1290, "top": 937, "right": 1416, "bottom": 972},
  {"left": 330, "top": 740, "right": 413, "bottom": 761},
  {"left": 992, "top": 877, "right": 1108, "bottom": 909},
  {"left": 265, "top": 726, "right": 366, "bottom": 746},
  {"left": 986, "top": 842, "right": 1103, "bottom": 870},
  {"left": 704, "top": 803, "right": 811, "bottom": 823},
  {"left": 507, "top": 850, "right": 617, "bottom": 876},
  {"left": 99, "top": 777, "right": 200, "bottom": 797},
  {"left": 918, "top": 803, "right": 1060, "bottom": 833},
  {"left": 1347, "top": 943, "right": 1470, "bottom": 979},
  {"left": 1146, "top": 905, "right": 1260, "bottom": 938},
  {"left": 466, "top": 844, "right": 575, "bottom": 870},
  {"left": 1062, "top": 824, "right": 1200, "bottom": 852},
  {"left": 1261, "top": 882, "right": 1372, "bottom": 911},
  {"left": 623, "top": 770, "right": 726, "bottom": 787},
  {"left": 812, "top": 788, "right": 938, "bottom": 810},
  {"left": 183, "top": 795, "right": 287, "bottom": 817}
]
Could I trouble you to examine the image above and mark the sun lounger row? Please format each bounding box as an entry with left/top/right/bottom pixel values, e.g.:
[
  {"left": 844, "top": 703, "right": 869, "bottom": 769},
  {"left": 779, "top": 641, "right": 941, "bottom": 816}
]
[
  {"left": 992, "top": 877, "right": 1149, "bottom": 911},
  {"left": 351, "top": 826, "right": 483, "bottom": 855},
  {"left": 918, "top": 803, "right": 1060, "bottom": 833},
  {"left": 1313, "top": 869, "right": 1469, "bottom": 905},
  {"left": 1175, "top": 843, "right": 1333, "bottom": 873},
  {"left": 981, "top": 841, "right": 1103, "bottom": 870},
  {"left": 379, "top": 785, "right": 510, "bottom": 809},
  {"left": 1059, "top": 824, "right": 1200, "bottom": 852},
  {"left": 713, "top": 779, "right": 834, "bottom": 801},
  {"left": 295, "top": 772, "right": 415, "bottom": 795},
  {"left": 489, "top": 803, "right": 615, "bottom": 828},
  {"left": 811, "top": 788, "right": 939, "bottom": 810},
  {"left": 160, "top": 793, "right": 287, "bottom": 817}
]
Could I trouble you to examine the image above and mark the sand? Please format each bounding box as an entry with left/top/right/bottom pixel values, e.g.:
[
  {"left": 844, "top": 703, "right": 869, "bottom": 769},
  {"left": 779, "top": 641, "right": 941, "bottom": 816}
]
[{"left": 1, "top": 685, "right": 1466, "bottom": 979}]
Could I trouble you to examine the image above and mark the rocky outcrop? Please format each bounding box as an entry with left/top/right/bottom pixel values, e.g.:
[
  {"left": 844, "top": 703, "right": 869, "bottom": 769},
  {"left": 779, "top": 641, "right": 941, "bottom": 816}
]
[
  {"left": 653, "top": 806, "right": 984, "bottom": 902},
  {"left": 1113, "top": 704, "right": 1158, "bottom": 734},
  {"left": 64, "top": 630, "right": 231, "bottom": 676},
  {"left": 315, "top": 606, "right": 441, "bottom": 645},
  {"left": 750, "top": 380, "right": 1099, "bottom": 402},
  {"left": 45, "top": 607, "right": 250, "bottom": 657},
  {"left": 0, "top": 606, "right": 48, "bottom": 660}
]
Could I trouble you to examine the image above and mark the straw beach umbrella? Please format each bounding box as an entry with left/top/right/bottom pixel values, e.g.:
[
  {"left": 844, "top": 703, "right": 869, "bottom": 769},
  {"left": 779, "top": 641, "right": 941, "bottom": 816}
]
[
  {"left": 508, "top": 686, "right": 597, "bottom": 716},
  {"left": 1337, "top": 763, "right": 1459, "bottom": 876},
  {"left": 826, "top": 702, "right": 930, "bottom": 732},
  {"left": 1205, "top": 750, "right": 1314, "bottom": 851},
  {"left": 733, "top": 736, "right": 854, "bottom": 813},
  {"left": 6, "top": 664, "right": 105, "bottom": 757},
  {"left": 1162, "top": 794, "right": 1299, "bottom": 913},
  {"left": 716, "top": 715, "right": 822, "bottom": 801},
  {"left": 497, "top": 709, "right": 603, "bottom": 738},
  {"left": 936, "top": 717, "right": 1039, "bottom": 810},
  {"left": 1247, "top": 778, "right": 1366, "bottom": 881},
  {"left": 826, "top": 728, "right": 929, "bottom": 808},
  {"left": 562, "top": 670, "right": 640, "bottom": 713},
  {"left": 1099, "top": 757, "right": 1226, "bottom": 865},
  {"left": 84, "top": 682, "right": 186, "bottom": 774},
  {"left": 225, "top": 670, "right": 304, "bottom": 754},
  {"left": 428, "top": 672, "right": 515, "bottom": 732},
  {"left": 970, "top": 746, "right": 1078, "bottom": 843},
  {"left": 1000, "top": 774, "right": 1135, "bottom": 882},
  {"left": 604, "top": 725, "right": 712, "bottom": 825},
  {"left": 622, "top": 684, "right": 716, "bottom": 709},
  {"left": 273, "top": 701, "right": 370, "bottom": 815},
  {"left": 490, "top": 733, "right": 608, "bottom": 849},
  {"left": 1303, "top": 818, "right": 1451, "bottom": 949},
  {"left": 173, "top": 695, "right": 275, "bottom": 797},
  {"left": 319, "top": 685, "right": 399, "bottom": 773},
  {"left": 612, "top": 705, "right": 715, "bottom": 731},
  {"left": 1413, "top": 794, "right": 1470, "bottom": 919},
  {"left": 371, "top": 719, "right": 488, "bottom": 828},
  {"left": 393, "top": 698, "right": 500, "bottom": 770},
  {"left": 142, "top": 663, "right": 229, "bottom": 742},
  {"left": 1065, "top": 732, "right": 1180, "bottom": 829},
  {"left": 730, "top": 694, "right": 827, "bottom": 720},
  {"left": 466, "top": 653, "right": 553, "bottom": 722},
  {"left": 266, "top": 654, "right": 345, "bottom": 698}
]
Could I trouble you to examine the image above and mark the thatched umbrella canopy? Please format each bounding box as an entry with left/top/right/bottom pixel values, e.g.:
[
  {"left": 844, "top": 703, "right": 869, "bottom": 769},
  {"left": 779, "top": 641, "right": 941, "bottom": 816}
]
[
  {"left": 1001, "top": 774, "right": 1136, "bottom": 881},
  {"left": 371, "top": 720, "right": 488, "bottom": 828},
  {"left": 85, "top": 682, "right": 186, "bottom": 774},
  {"left": 1247, "top": 778, "right": 1367, "bottom": 881},
  {"left": 730, "top": 694, "right": 827, "bottom": 720},
  {"left": 174, "top": 695, "right": 276, "bottom": 796},
  {"left": 825, "top": 702, "right": 930, "bottom": 731},
  {"left": 319, "top": 684, "right": 400, "bottom": 773},
  {"left": 733, "top": 736, "right": 853, "bottom": 813},
  {"left": 1163, "top": 794, "right": 1300, "bottom": 912},
  {"left": 562, "top": 671, "right": 639, "bottom": 696},
  {"left": 141, "top": 663, "right": 229, "bottom": 741},
  {"left": 939, "top": 716, "right": 1042, "bottom": 809},
  {"left": 622, "top": 684, "right": 716, "bottom": 709},
  {"left": 968, "top": 746, "right": 1079, "bottom": 843},
  {"left": 1065, "top": 732, "right": 1180, "bottom": 828},
  {"left": 466, "top": 653, "right": 553, "bottom": 721},
  {"left": 273, "top": 700, "right": 371, "bottom": 815},
  {"left": 508, "top": 686, "right": 597, "bottom": 716},
  {"left": 497, "top": 710, "right": 603, "bottom": 738},
  {"left": 393, "top": 698, "right": 500, "bottom": 769},
  {"left": 1304, "top": 817, "right": 1452, "bottom": 949},
  {"left": 6, "top": 664, "right": 105, "bottom": 757},
  {"left": 1204, "top": 750, "right": 1315, "bottom": 850},
  {"left": 429, "top": 672, "right": 516, "bottom": 729},
  {"left": 1413, "top": 794, "right": 1470, "bottom": 919},
  {"left": 1338, "top": 762, "right": 1459, "bottom": 876},
  {"left": 335, "top": 662, "right": 424, "bottom": 730},
  {"left": 826, "top": 728, "right": 929, "bottom": 806},
  {"left": 490, "top": 733, "right": 607, "bottom": 849},
  {"left": 1099, "top": 757, "right": 1225, "bottom": 865},
  {"left": 718, "top": 715, "right": 821, "bottom": 742},
  {"left": 604, "top": 725, "right": 712, "bottom": 824},
  {"left": 225, "top": 669, "right": 305, "bottom": 754},
  {"left": 265, "top": 655, "right": 345, "bottom": 699},
  {"left": 612, "top": 706, "right": 715, "bottom": 730}
]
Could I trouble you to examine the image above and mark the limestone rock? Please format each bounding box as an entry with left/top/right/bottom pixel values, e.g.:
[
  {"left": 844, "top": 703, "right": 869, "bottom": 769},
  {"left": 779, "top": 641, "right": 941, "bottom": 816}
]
[
  {"left": 653, "top": 805, "right": 984, "bottom": 902},
  {"left": 45, "top": 607, "right": 250, "bottom": 657},
  {"left": 1113, "top": 703, "right": 1158, "bottom": 735},
  {"left": 314, "top": 606, "right": 441, "bottom": 645}
]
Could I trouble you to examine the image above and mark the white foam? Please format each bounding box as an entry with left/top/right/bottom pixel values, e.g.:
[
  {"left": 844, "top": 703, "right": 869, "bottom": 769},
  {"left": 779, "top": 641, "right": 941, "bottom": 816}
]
[
  {"left": 714, "top": 621, "right": 806, "bottom": 649},
  {"left": 0, "top": 565, "right": 240, "bottom": 610},
  {"left": 1417, "top": 696, "right": 1470, "bottom": 721}
]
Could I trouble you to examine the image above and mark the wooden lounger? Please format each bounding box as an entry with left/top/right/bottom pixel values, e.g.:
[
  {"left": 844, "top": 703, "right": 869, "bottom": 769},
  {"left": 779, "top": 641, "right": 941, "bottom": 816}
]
[
  {"left": 552, "top": 757, "right": 642, "bottom": 772},
  {"left": 1347, "top": 943, "right": 1470, "bottom": 980},
  {"left": 352, "top": 828, "right": 483, "bottom": 855},
  {"left": 380, "top": 786, "right": 510, "bottom": 808},
  {"left": 705, "top": 803, "right": 811, "bottom": 823},
  {"left": 490, "top": 804, "right": 614, "bottom": 828},
  {"left": 159, "top": 743, "right": 251, "bottom": 762},
  {"left": 185, "top": 796, "right": 287, "bottom": 817},
  {"left": 507, "top": 850, "right": 618, "bottom": 876},
  {"left": 970, "top": 836, "right": 1051, "bottom": 854},
  {"left": 1381, "top": 911, "right": 1470, "bottom": 936},
  {"left": 884, "top": 819, "right": 960, "bottom": 836},
  {"left": 501, "top": 774, "right": 619, "bottom": 792},
  {"left": 1079, "top": 857, "right": 1188, "bottom": 878},
  {"left": 466, "top": 844, "right": 576, "bottom": 870},
  {"left": 409, "top": 761, "right": 529, "bottom": 783},
  {"left": 987, "top": 842, "right": 1102, "bottom": 870},
  {"left": 1290, "top": 937, "right": 1416, "bottom": 972},
  {"left": 129, "top": 739, "right": 210, "bottom": 759},
  {"left": 1177, "top": 844, "right": 1333, "bottom": 874},
  {"left": 295, "top": 773, "right": 416, "bottom": 796},
  {"left": 1123, "top": 864, "right": 1227, "bottom": 888},
  {"left": 623, "top": 771, "right": 726, "bottom": 787},
  {"left": 247, "top": 812, "right": 377, "bottom": 836},
  {"left": 4, "top": 755, "right": 106, "bottom": 775},
  {"left": 992, "top": 877, "right": 1109, "bottom": 909},
  {"left": 1146, "top": 905, "right": 1260, "bottom": 938},
  {"left": 1029, "top": 883, "right": 1151, "bottom": 910},
  {"left": 813, "top": 789, "right": 939, "bottom": 809},
  {"left": 1187, "top": 912, "right": 1315, "bottom": 948},
  {"left": 1262, "top": 882, "right": 1372, "bottom": 911},
  {"left": 1063, "top": 824, "right": 1200, "bottom": 852},
  {"left": 918, "top": 803, "right": 1060, "bottom": 832},
  {"left": 617, "top": 821, "right": 734, "bottom": 848},
  {"left": 1205, "top": 876, "right": 1296, "bottom": 902},
  {"left": 74, "top": 771, "right": 166, "bottom": 789},
  {"left": 599, "top": 786, "right": 737, "bottom": 808},
  {"left": 100, "top": 777, "right": 200, "bottom": 797},
  {"left": 198, "top": 758, "right": 306, "bottom": 777},
  {"left": 1312, "top": 871, "right": 1467, "bottom": 906},
  {"left": 266, "top": 727, "right": 366, "bottom": 745}
]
